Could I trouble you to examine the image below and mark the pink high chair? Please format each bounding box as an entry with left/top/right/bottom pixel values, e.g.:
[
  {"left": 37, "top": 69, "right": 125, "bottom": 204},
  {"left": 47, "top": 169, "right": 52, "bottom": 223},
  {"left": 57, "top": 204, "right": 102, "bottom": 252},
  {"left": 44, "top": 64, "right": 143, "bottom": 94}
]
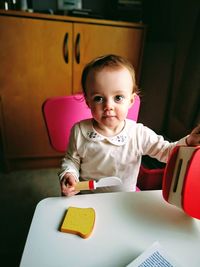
[{"left": 42, "top": 94, "right": 164, "bottom": 191}]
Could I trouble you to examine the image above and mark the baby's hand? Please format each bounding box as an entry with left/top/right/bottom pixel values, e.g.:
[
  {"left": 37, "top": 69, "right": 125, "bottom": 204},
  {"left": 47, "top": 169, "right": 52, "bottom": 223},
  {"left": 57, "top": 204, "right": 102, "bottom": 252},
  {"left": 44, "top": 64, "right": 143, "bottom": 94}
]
[
  {"left": 186, "top": 124, "right": 200, "bottom": 146},
  {"left": 60, "top": 173, "right": 79, "bottom": 197}
]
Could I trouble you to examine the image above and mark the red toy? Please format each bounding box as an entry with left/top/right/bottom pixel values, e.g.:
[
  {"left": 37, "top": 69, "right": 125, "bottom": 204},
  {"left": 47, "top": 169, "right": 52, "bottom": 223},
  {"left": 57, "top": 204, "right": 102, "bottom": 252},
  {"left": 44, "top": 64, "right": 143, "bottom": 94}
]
[{"left": 163, "top": 145, "right": 200, "bottom": 219}]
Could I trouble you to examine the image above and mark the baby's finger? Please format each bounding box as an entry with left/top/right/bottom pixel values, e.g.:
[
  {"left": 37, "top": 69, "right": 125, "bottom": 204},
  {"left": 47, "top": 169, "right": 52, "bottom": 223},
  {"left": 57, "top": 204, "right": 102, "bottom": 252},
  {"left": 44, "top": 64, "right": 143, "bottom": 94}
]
[{"left": 192, "top": 124, "right": 200, "bottom": 134}]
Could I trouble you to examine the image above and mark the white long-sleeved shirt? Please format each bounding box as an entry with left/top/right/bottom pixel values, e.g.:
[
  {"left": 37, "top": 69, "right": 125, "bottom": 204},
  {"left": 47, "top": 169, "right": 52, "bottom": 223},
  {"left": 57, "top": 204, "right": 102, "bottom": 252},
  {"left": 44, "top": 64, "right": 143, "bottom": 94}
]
[{"left": 59, "top": 119, "right": 187, "bottom": 192}]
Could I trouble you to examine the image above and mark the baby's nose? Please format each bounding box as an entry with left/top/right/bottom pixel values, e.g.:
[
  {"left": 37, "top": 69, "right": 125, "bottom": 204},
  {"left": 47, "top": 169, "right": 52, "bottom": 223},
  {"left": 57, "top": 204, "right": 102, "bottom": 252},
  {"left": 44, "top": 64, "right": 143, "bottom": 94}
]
[{"left": 104, "top": 99, "right": 114, "bottom": 110}]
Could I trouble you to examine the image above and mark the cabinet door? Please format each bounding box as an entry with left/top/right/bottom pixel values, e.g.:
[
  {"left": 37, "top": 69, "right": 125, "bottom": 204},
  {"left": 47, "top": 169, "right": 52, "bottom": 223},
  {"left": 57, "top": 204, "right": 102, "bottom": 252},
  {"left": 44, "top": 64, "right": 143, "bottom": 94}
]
[
  {"left": 73, "top": 23, "right": 145, "bottom": 93},
  {"left": 0, "top": 16, "right": 73, "bottom": 159}
]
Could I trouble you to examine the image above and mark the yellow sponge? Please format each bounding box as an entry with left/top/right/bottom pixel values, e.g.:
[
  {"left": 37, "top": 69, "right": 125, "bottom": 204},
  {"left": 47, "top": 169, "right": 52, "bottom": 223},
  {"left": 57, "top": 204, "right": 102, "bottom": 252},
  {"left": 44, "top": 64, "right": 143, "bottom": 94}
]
[{"left": 60, "top": 207, "right": 95, "bottom": 239}]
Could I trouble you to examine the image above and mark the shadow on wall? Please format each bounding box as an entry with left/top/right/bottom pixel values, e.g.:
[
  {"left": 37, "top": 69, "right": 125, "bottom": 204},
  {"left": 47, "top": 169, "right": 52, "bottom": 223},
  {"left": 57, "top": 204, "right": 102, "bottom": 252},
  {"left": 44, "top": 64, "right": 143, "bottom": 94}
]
[{"left": 139, "top": 0, "right": 200, "bottom": 141}]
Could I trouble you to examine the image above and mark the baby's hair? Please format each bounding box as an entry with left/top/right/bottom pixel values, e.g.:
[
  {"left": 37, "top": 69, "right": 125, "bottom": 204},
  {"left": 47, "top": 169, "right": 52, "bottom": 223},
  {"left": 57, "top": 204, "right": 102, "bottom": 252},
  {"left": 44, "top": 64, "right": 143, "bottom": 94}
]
[{"left": 81, "top": 54, "right": 139, "bottom": 97}]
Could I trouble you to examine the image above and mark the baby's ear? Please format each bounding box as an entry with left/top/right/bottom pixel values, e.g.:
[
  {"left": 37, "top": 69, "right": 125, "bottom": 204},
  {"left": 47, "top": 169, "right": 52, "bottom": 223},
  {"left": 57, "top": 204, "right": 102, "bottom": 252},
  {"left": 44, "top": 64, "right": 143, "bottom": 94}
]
[{"left": 129, "top": 93, "right": 137, "bottom": 107}]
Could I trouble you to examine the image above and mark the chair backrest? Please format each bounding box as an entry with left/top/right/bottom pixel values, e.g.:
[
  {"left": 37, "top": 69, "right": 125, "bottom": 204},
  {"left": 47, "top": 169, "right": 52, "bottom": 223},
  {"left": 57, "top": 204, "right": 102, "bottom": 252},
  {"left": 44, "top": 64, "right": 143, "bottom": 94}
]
[{"left": 43, "top": 93, "right": 140, "bottom": 153}]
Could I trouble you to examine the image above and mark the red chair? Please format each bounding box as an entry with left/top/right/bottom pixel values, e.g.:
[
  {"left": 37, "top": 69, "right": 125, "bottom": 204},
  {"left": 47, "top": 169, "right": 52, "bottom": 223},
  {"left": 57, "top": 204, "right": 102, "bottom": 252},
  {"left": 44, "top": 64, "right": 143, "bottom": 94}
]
[
  {"left": 137, "top": 165, "right": 164, "bottom": 190},
  {"left": 42, "top": 94, "right": 164, "bottom": 190}
]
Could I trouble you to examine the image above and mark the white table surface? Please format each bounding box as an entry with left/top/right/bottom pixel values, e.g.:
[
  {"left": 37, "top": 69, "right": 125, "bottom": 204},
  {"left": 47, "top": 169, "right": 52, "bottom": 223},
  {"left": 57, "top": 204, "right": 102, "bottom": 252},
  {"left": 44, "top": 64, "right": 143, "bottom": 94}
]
[{"left": 20, "top": 191, "right": 200, "bottom": 267}]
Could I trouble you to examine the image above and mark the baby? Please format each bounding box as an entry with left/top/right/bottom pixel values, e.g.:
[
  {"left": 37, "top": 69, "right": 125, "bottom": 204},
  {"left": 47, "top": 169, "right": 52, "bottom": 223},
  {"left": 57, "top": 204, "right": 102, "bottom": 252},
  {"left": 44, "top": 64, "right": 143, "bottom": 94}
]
[{"left": 59, "top": 54, "right": 200, "bottom": 196}]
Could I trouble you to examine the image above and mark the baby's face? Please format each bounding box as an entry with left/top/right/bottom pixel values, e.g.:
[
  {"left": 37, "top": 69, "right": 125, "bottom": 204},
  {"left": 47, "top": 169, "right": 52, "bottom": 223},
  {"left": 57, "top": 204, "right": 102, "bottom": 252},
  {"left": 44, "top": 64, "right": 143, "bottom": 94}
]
[{"left": 85, "top": 67, "right": 135, "bottom": 135}]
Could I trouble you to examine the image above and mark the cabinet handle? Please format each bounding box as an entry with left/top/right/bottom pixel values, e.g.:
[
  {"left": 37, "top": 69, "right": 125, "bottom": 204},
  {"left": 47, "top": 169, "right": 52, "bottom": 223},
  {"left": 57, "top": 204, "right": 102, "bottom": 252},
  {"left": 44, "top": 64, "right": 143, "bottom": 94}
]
[
  {"left": 75, "top": 33, "right": 80, "bottom": 64},
  {"left": 63, "top": 32, "right": 69, "bottom": 63}
]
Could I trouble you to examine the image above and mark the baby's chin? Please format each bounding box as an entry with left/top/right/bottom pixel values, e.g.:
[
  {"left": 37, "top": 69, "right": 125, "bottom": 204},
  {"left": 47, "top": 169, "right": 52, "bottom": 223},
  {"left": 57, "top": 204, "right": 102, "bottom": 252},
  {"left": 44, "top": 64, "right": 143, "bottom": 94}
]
[{"left": 102, "top": 118, "right": 124, "bottom": 129}]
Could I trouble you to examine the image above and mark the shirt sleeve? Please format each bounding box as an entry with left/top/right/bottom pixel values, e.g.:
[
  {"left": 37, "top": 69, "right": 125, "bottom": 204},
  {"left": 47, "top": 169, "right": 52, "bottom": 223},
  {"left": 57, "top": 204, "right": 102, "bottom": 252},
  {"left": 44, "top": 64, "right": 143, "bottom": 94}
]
[
  {"left": 58, "top": 124, "right": 81, "bottom": 181},
  {"left": 136, "top": 124, "right": 188, "bottom": 163}
]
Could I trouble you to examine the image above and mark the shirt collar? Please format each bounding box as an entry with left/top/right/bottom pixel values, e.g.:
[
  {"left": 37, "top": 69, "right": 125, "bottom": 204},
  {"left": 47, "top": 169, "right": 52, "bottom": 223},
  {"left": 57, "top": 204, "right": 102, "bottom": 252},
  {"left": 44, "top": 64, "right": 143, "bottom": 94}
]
[{"left": 80, "top": 119, "right": 128, "bottom": 146}]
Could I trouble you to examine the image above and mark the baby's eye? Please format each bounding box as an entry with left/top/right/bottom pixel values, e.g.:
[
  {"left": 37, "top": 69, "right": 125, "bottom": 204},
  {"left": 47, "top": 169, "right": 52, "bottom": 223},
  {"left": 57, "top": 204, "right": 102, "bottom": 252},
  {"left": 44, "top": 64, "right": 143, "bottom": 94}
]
[
  {"left": 93, "top": 96, "right": 104, "bottom": 103},
  {"left": 114, "top": 95, "right": 124, "bottom": 102}
]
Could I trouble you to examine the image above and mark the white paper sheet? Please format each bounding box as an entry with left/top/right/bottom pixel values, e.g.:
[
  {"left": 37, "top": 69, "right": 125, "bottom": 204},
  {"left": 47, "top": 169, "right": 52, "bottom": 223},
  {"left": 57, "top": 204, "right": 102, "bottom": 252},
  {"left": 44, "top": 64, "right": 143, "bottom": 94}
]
[{"left": 127, "top": 241, "right": 181, "bottom": 267}]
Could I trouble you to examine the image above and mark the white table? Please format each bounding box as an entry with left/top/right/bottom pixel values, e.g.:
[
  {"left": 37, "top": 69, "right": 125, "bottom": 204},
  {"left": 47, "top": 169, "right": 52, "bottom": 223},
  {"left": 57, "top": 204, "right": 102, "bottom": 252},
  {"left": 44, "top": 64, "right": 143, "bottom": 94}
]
[{"left": 20, "top": 191, "right": 200, "bottom": 267}]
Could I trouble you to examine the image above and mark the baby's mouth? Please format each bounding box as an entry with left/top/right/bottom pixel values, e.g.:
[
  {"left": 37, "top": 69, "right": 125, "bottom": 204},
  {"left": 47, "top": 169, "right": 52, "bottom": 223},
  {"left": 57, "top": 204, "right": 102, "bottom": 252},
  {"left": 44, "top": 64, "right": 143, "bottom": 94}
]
[{"left": 103, "top": 114, "right": 116, "bottom": 118}]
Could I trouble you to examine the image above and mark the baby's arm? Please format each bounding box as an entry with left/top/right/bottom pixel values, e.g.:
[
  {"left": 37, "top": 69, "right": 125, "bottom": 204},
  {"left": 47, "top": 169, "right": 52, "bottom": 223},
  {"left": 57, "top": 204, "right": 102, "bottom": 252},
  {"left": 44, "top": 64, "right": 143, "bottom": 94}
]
[
  {"left": 60, "top": 173, "right": 80, "bottom": 197},
  {"left": 59, "top": 124, "right": 81, "bottom": 196},
  {"left": 186, "top": 124, "right": 200, "bottom": 146}
]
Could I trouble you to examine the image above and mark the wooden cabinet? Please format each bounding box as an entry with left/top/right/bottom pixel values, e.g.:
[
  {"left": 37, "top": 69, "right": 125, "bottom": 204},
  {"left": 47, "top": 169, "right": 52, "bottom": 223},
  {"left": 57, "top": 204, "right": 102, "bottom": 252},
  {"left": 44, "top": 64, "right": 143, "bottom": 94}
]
[
  {"left": 0, "top": 10, "right": 146, "bottom": 171},
  {"left": 0, "top": 14, "right": 73, "bottom": 170},
  {"left": 72, "top": 23, "right": 145, "bottom": 91}
]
